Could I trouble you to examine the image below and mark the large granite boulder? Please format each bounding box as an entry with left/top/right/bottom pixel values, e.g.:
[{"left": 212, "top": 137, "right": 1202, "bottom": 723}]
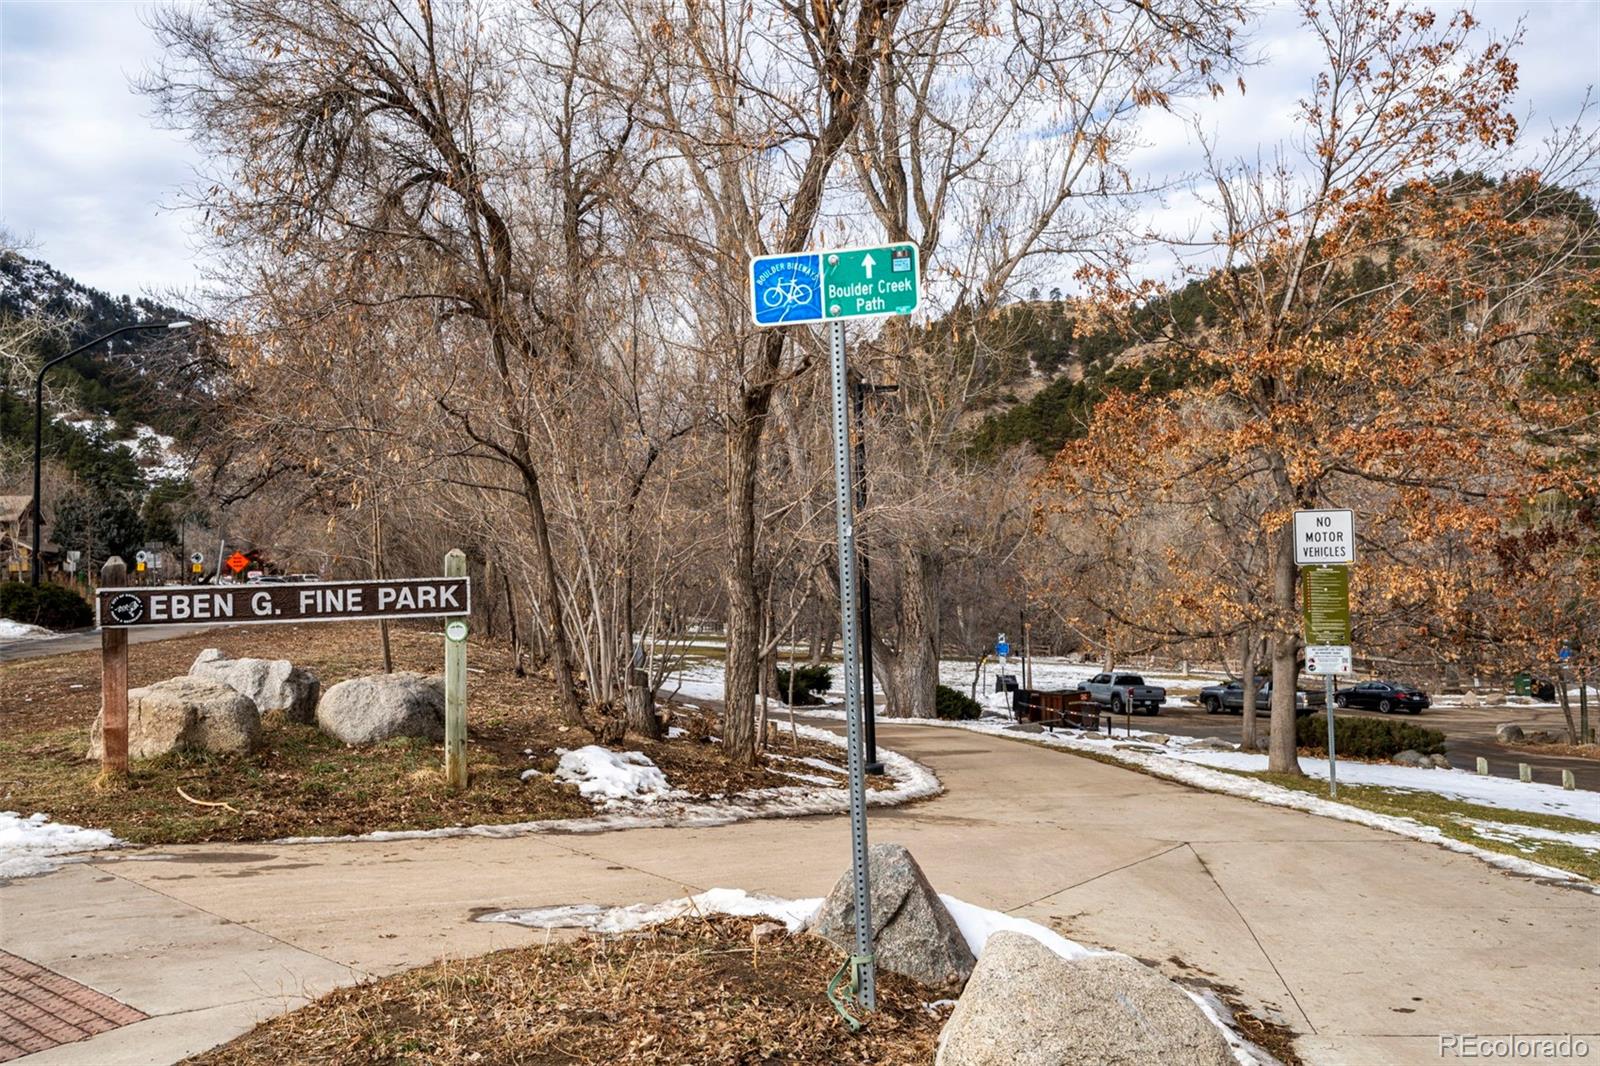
[
  {"left": 190, "top": 648, "right": 320, "bottom": 725},
  {"left": 936, "top": 933, "right": 1233, "bottom": 1066},
  {"left": 809, "top": 843, "right": 975, "bottom": 990},
  {"left": 316, "top": 672, "right": 445, "bottom": 745},
  {"left": 88, "top": 676, "right": 260, "bottom": 760}
]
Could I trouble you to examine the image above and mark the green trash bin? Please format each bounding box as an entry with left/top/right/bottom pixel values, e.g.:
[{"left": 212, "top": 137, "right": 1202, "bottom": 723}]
[{"left": 1513, "top": 672, "right": 1532, "bottom": 697}]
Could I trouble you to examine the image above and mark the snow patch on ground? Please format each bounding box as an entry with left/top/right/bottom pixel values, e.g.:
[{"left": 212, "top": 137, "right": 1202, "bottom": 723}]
[
  {"left": 477, "top": 888, "right": 1273, "bottom": 1065},
  {"left": 937, "top": 893, "right": 1100, "bottom": 961},
  {"left": 1456, "top": 818, "right": 1600, "bottom": 851},
  {"left": 0, "top": 812, "right": 120, "bottom": 880},
  {"left": 0, "top": 619, "right": 54, "bottom": 641},
  {"left": 554, "top": 747, "right": 674, "bottom": 804},
  {"left": 275, "top": 723, "right": 940, "bottom": 846},
  {"left": 480, "top": 888, "right": 824, "bottom": 934},
  {"left": 1167, "top": 748, "right": 1599, "bottom": 821}
]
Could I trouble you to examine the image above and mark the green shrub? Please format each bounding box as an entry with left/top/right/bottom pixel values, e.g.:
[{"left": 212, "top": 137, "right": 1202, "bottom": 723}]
[
  {"left": 774, "top": 664, "right": 834, "bottom": 706},
  {"left": 935, "top": 684, "right": 983, "bottom": 720},
  {"left": 0, "top": 581, "right": 92, "bottom": 630},
  {"left": 1296, "top": 713, "right": 1446, "bottom": 758}
]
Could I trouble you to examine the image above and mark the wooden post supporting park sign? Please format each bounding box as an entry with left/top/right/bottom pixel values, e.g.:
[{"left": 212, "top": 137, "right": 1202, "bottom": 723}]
[
  {"left": 443, "top": 549, "right": 468, "bottom": 791},
  {"left": 99, "top": 556, "right": 130, "bottom": 782}
]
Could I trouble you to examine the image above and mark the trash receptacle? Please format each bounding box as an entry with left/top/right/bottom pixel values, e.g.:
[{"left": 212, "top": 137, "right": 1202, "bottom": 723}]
[{"left": 1513, "top": 673, "right": 1532, "bottom": 697}]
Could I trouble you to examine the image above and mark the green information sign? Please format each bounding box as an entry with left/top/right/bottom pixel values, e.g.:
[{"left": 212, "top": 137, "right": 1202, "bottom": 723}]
[
  {"left": 1301, "top": 565, "right": 1352, "bottom": 645},
  {"left": 823, "top": 244, "right": 918, "bottom": 320}
]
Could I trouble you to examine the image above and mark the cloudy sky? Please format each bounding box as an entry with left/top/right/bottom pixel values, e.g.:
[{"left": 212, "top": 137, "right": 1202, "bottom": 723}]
[{"left": 1, "top": 1, "right": 1596, "bottom": 300}]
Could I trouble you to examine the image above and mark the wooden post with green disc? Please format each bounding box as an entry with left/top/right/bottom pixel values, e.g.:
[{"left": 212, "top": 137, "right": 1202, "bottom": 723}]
[{"left": 443, "top": 549, "right": 469, "bottom": 790}]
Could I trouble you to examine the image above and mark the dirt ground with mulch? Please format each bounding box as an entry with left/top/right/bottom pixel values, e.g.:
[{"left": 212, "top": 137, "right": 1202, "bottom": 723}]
[
  {"left": 184, "top": 916, "right": 943, "bottom": 1065},
  {"left": 0, "top": 623, "right": 859, "bottom": 845}
]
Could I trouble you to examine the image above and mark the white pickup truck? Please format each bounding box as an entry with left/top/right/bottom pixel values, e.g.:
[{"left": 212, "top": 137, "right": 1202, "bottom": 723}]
[{"left": 1077, "top": 672, "right": 1167, "bottom": 716}]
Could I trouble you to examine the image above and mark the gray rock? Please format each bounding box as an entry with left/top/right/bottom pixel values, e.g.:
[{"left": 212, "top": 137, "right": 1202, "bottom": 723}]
[
  {"left": 809, "top": 843, "right": 975, "bottom": 990},
  {"left": 316, "top": 671, "right": 445, "bottom": 745},
  {"left": 1496, "top": 723, "right": 1524, "bottom": 742},
  {"left": 936, "top": 933, "right": 1233, "bottom": 1066},
  {"left": 1392, "top": 749, "right": 1429, "bottom": 767},
  {"left": 1135, "top": 733, "right": 1170, "bottom": 745},
  {"left": 190, "top": 648, "right": 320, "bottom": 725},
  {"left": 1429, "top": 754, "right": 1452, "bottom": 769},
  {"left": 1190, "top": 737, "right": 1237, "bottom": 752},
  {"left": 88, "top": 676, "right": 260, "bottom": 760}
]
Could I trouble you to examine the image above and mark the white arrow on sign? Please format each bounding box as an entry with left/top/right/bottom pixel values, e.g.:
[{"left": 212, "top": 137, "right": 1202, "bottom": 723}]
[{"left": 861, "top": 253, "right": 875, "bottom": 279}]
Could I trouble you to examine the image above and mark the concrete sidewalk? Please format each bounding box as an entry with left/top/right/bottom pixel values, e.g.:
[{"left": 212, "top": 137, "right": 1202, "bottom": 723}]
[{"left": 3, "top": 724, "right": 1596, "bottom": 1064}]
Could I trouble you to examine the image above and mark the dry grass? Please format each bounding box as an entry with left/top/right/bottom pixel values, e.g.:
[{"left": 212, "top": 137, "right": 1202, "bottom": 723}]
[
  {"left": 0, "top": 623, "right": 853, "bottom": 844},
  {"left": 185, "top": 916, "right": 944, "bottom": 1065},
  {"left": 1502, "top": 739, "right": 1600, "bottom": 761}
]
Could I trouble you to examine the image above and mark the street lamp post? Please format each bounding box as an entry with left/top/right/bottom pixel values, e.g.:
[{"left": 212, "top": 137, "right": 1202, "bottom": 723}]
[
  {"left": 852, "top": 377, "right": 897, "bottom": 776},
  {"left": 31, "top": 320, "right": 191, "bottom": 586}
]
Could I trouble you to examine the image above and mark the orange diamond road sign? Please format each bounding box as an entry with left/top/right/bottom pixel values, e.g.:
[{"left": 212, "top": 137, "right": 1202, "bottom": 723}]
[{"left": 226, "top": 551, "right": 250, "bottom": 574}]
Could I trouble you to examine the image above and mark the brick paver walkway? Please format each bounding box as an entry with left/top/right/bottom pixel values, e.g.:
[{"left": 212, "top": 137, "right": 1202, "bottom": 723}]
[{"left": 0, "top": 950, "right": 146, "bottom": 1061}]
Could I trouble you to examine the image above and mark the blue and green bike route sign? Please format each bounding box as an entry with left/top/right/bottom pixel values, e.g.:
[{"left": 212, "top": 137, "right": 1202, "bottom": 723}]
[{"left": 750, "top": 242, "right": 919, "bottom": 327}]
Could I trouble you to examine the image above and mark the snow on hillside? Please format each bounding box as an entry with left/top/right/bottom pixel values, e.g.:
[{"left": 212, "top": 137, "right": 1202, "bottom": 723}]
[{"left": 60, "top": 415, "right": 190, "bottom": 481}]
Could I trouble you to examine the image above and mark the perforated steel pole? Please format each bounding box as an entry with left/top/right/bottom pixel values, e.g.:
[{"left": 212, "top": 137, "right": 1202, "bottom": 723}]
[
  {"left": 1325, "top": 672, "right": 1338, "bottom": 798},
  {"left": 828, "top": 319, "right": 876, "bottom": 1010}
]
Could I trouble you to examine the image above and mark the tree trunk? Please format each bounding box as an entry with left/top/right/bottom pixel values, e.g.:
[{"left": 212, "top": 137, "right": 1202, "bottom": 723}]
[
  {"left": 622, "top": 563, "right": 660, "bottom": 741},
  {"left": 520, "top": 467, "right": 584, "bottom": 726},
  {"left": 1555, "top": 666, "right": 1577, "bottom": 744},
  {"left": 1267, "top": 525, "right": 1303, "bottom": 775},
  {"left": 1240, "top": 628, "right": 1260, "bottom": 751},
  {"left": 722, "top": 415, "right": 764, "bottom": 767},
  {"left": 878, "top": 545, "right": 942, "bottom": 718},
  {"left": 625, "top": 666, "right": 659, "bottom": 740},
  {"left": 500, "top": 563, "right": 525, "bottom": 678}
]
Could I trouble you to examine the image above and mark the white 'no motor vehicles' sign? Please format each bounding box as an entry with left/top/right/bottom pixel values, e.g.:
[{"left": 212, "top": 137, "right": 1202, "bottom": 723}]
[{"left": 1293, "top": 509, "right": 1355, "bottom": 566}]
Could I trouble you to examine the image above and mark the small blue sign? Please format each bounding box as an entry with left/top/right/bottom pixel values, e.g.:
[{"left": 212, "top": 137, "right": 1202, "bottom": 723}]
[
  {"left": 996, "top": 641, "right": 1010, "bottom": 658},
  {"left": 750, "top": 253, "right": 823, "bottom": 326},
  {"left": 1559, "top": 643, "right": 1572, "bottom": 662}
]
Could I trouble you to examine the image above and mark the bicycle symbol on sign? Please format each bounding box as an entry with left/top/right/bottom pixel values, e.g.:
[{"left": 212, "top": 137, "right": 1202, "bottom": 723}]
[{"left": 761, "top": 278, "right": 814, "bottom": 309}]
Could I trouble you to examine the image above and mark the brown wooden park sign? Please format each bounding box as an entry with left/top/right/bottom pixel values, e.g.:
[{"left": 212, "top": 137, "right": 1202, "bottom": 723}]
[{"left": 92, "top": 552, "right": 473, "bottom": 790}]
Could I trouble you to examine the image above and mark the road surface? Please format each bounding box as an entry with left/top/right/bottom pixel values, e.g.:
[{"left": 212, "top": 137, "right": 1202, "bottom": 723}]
[{"left": 0, "top": 625, "right": 221, "bottom": 665}]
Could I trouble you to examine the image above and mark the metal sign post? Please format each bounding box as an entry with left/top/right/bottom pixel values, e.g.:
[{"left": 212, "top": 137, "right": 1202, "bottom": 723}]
[
  {"left": 751, "top": 239, "right": 919, "bottom": 1018},
  {"left": 1324, "top": 673, "right": 1338, "bottom": 797},
  {"left": 827, "top": 318, "right": 877, "bottom": 1012}
]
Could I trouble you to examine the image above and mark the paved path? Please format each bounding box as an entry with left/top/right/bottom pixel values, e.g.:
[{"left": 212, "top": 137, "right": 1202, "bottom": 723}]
[{"left": 3, "top": 724, "right": 1596, "bottom": 1065}]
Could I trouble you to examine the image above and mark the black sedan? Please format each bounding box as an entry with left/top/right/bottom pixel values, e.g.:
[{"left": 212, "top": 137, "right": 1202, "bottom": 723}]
[{"left": 1332, "top": 680, "right": 1431, "bottom": 714}]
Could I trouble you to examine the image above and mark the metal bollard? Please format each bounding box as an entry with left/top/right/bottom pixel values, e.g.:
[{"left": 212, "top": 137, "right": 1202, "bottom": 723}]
[
  {"left": 1562, "top": 770, "right": 1576, "bottom": 791},
  {"left": 1518, "top": 763, "right": 1532, "bottom": 783},
  {"left": 1476, "top": 757, "right": 1488, "bottom": 776}
]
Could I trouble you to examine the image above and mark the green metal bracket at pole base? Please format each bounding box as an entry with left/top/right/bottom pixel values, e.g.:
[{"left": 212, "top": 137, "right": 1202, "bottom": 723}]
[{"left": 826, "top": 953, "right": 876, "bottom": 1032}]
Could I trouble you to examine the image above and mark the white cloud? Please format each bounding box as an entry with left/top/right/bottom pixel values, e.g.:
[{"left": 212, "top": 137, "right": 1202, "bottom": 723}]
[
  {"left": 0, "top": 0, "right": 1593, "bottom": 299},
  {"left": 0, "top": 1, "right": 203, "bottom": 298}
]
